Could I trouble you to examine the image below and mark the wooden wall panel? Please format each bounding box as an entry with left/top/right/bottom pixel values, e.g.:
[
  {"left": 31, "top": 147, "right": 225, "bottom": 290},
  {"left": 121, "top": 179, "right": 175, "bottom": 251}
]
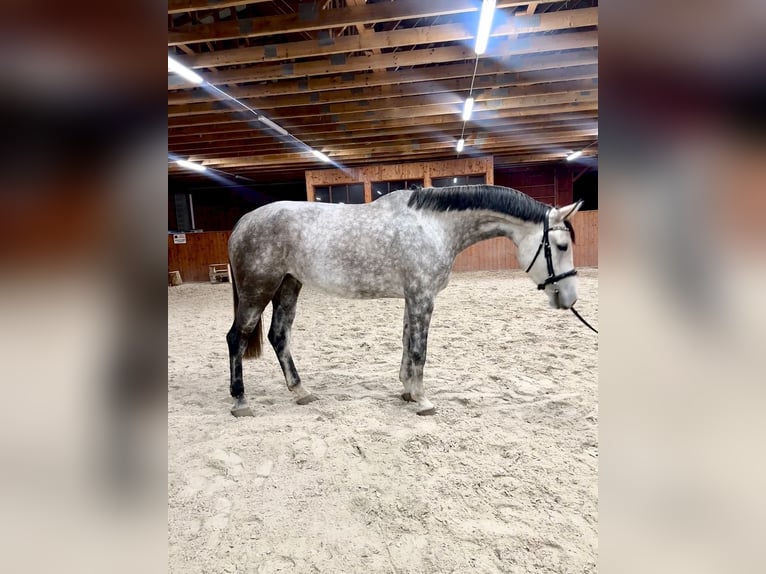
[
  {"left": 452, "top": 237, "right": 517, "bottom": 272},
  {"left": 168, "top": 231, "right": 231, "bottom": 283},
  {"left": 571, "top": 209, "right": 598, "bottom": 268},
  {"left": 494, "top": 165, "right": 574, "bottom": 206}
]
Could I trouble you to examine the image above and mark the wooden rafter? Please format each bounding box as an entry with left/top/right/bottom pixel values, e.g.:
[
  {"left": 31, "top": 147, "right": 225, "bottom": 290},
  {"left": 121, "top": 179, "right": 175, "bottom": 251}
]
[
  {"left": 168, "top": 100, "right": 599, "bottom": 139},
  {"left": 168, "top": 1, "right": 268, "bottom": 15},
  {"left": 172, "top": 118, "right": 598, "bottom": 153},
  {"left": 169, "top": 66, "right": 598, "bottom": 117},
  {"left": 169, "top": 84, "right": 598, "bottom": 129},
  {"left": 181, "top": 129, "right": 599, "bottom": 161},
  {"left": 168, "top": 49, "right": 598, "bottom": 105},
  {"left": 169, "top": 31, "right": 598, "bottom": 88},
  {"left": 176, "top": 135, "right": 598, "bottom": 169},
  {"left": 168, "top": 107, "right": 599, "bottom": 149},
  {"left": 169, "top": 81, "right": 598, "bottom": 131},
  {"left": 167, "top": 2, "right": 599, "bottom": 179},
  {"left": 172, "top": 7, "right": 597, "bottom": 69},
  {"left": 168, "top": 0, "right": 562, "bottom": 45}
]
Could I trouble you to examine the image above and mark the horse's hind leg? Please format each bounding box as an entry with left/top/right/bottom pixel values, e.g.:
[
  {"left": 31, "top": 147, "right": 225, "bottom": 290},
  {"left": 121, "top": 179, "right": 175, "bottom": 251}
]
[
  {"left": 268, "top": 275, "right": 318, "bottom": 405},
  {"left": 226, "top": 303, "right": 265, "bottom": 417},
  {"left": 226, "top": 281, "right": 280, "bottom": 417}
]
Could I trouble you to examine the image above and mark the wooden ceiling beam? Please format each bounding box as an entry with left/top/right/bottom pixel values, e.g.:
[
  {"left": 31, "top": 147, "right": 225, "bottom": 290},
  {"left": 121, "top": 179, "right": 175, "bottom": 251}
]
[
  {"left": 190, "top": 133, "right": 598, "bottom": 168},
  {"left": 180, "top": 130, "right": 599, "bottom": 162},
  {"left": 169, "top": 148, "right": 597, "bottom": 179},
  {"left": 172, "top": 121, "right": 598, "bottom": 155},
  {"left": 168, "top": 100, "right": 598, "bottom": 139},
  {"left": 168, "top": 49, "right": 597, "bottom": 105},
  {"left": 169, "top": 30, "right": 597, "bottom": 88},
  {"left": 190, "top": 129, "right": 597, "bottom": 167},
  {"left": 168, "top": 0, "right": 560, "bottom": 45},
  {"left": 168, "top": 1, "right": 267, "bottom": 15},
  {"left": 169, "top": 116, "right": 598, "bottom": 151},
  {"left": 173, "top": 7, "right": 597, "bottom": 69},
  {"left": 168, "top": 112, "right": 598, "bottom": 153},
  {"left": 168, "top": 84, "right": 598, "bottom": 129},
  {"left": 345, "top": 0, "right": 383, "bottom": 70},
  {"left": 495, "top": 149, "right": 597, "bottom": 165},
  {"left": 526, "top": 3, "right": 540, "bottom": 15},
  {"left": 168, "top": 74, "right": 598, "bottom": 122},
  {"left": 170, "top": 106, "right": 598, "bottom": 137},
  {"left": 169, "top": 64, "right": 598, "bottom": 117}
]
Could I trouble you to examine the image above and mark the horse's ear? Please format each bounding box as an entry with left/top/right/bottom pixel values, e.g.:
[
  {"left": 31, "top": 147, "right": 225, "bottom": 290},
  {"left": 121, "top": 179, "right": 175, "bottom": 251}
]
[{"left": 550, "top": 200, "right": 584, "bottom": 224}]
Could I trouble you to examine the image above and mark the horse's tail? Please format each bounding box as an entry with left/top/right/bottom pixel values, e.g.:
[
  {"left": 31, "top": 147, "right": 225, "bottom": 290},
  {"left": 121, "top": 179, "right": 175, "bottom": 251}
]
[{"left": 229, "top": 260, "right": 263, "bottom": 359}]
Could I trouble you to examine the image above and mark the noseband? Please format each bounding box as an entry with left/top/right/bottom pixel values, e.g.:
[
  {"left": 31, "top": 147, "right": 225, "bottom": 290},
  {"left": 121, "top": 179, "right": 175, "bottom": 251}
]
[
  {"left": 524, "top": 213, "right": 577, "bottom": 290},
  {"left": 525, "top": 211, "right": 598, "bottom": 334}
]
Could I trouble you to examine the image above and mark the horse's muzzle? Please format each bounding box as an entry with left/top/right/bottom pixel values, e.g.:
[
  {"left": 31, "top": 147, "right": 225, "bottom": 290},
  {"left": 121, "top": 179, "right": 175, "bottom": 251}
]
[{"left": 550, "top": 289, "right": 577, "bottom": 310}]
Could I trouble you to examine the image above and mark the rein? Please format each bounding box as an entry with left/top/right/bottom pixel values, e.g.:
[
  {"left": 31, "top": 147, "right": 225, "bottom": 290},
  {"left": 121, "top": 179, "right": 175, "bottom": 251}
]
[
  {"left": 570, "top": 306, "right": 598, "bottom": 334},
  {"left": 526, "top": 209, "right": 598, "bottom": 335}
]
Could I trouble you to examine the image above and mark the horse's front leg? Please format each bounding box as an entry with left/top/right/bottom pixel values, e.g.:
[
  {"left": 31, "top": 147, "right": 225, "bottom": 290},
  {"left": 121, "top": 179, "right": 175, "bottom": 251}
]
[
  {"left": 405, "top": 295, "right": 435, "bottom": 415},
  {"left": 399, "top": 301, "right": 415, "bottom": 401}
]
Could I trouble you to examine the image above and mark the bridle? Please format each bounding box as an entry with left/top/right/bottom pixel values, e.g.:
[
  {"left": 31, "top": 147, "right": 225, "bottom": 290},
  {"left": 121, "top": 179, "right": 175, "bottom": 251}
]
[
  {"left": 525, "top": 210, "right": 598, "bottom": 334},
  {"left": 525, "top": 213, "right": 578, "bottom": 290}
]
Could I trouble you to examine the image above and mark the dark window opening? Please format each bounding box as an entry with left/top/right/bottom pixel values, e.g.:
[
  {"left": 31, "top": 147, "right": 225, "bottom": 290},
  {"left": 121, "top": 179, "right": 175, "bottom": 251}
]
[
  {"left": 431, "top": 174, "right": 486, "bottom": 187},
  {"left": 314, "top": 186, "right": 330, "bottom": 203},
  {"left": 314, "top": 183, "right": 365, "bottom": 204},
  {"left": 573, "top": 170, "right": 598, "bottom": 211},
  {"left": 347, "top": 183, "right": 365, "bottom": 204},
  {"left": 330, "top": 186, "right": 347, "bottom": 204},
  {"left": 371, "top": 179, "right": 424, "bottom": 200}
]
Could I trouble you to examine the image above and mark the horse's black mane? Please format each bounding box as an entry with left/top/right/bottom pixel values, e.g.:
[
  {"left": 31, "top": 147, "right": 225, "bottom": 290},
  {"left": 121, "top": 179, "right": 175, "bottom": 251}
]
[{"left": 407, "top": 184, "right": 550, "bottom": 224}]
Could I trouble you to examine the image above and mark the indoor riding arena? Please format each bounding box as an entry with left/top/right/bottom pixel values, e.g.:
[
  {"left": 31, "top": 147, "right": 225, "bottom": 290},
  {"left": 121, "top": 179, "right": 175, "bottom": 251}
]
[{"left": 168, "top": 2, "right": 599, "bottom": 572}]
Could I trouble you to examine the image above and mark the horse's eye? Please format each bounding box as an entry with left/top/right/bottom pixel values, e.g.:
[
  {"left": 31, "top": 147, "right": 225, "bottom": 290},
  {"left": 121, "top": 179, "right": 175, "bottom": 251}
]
[{"left": 556, "top": 244, "right": 568, "bottom": 252}]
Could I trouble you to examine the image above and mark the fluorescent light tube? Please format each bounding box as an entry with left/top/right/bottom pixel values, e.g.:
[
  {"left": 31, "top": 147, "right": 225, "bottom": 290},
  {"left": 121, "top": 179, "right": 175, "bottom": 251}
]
[
  {"left": 456, "top": 138, "right": 465, "bottom": 153},
  {"left": 566, "top": 150, "right": 583, "bottom": 161},
  {"left": 475, "top": 0, "right": 496, "bottom": 55},
  {"left": 311, "top": 149, "right": 331, "bottom": 163},
  {"left": 175, "top": 159, "right": 207, "bottom": 172},
  {"left": 168, "top": 56, "right": 203, "bottom": 85},
  {"left": 259, "top": 116, "right": 289, "bottom": 136},
  {"left": 462, "top": 97, "right": 475, "bottom": 121}
]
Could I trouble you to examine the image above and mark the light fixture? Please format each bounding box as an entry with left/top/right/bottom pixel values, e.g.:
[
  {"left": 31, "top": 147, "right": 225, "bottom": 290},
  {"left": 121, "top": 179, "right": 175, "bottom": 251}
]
[
  {"left": 175, "top": 159, "right": 207, "bottom": 172},
  {"left": 456, "top": 138, "right": 465, "bottom": 153},
  {"left": 462, "top": 97, "right": 475, "bottom": 121},
  {"left": 566, "top": 150, "right": 584, "bottom": 161},
  {"left": 311, "top": 149, "right": 332, "bottom": 163},
  {"left": 258, "top": 116, "right": 289, "bottom": 136},
  {"left": 453, "top": 177, "right": 458, "bottom": 183},
  {"left": 475, "top": 0, "right": 496, "bottom": 55},
  {"left": 168, "top": 56, "right": 203, "bottom": 85}
]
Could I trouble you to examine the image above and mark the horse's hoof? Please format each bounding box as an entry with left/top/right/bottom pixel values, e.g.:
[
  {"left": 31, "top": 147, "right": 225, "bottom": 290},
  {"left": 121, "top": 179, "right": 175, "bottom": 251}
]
[
  {"left": 231, "top": 404, "right": 254, "bottom": 417},
  {"left": 417, "top": 407, "right": 436, "bottom": 416},
  {"left": 401, "top": 393, "right": 415, "bottom": 402},
  {"left": 296, "top": 394, "right": 319, "bottom": 405}
]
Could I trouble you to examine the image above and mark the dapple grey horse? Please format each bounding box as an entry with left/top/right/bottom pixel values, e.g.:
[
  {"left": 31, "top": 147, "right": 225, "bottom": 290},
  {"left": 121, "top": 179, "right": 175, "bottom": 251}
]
[{"left": 226, "top": 184, "right": 583, "bottom": 417}]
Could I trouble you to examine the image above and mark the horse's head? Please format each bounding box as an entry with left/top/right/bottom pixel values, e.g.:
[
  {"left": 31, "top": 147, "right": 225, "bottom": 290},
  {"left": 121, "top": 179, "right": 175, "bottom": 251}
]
[{"left": 519, "top": 200, "right": 583, "bottom": 310}]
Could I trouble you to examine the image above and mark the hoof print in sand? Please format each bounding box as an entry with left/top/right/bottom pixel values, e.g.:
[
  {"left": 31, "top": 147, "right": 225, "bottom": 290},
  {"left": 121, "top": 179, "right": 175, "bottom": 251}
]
[{"left": 296, "top": 394, "right": 319, "bottom": 405}]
